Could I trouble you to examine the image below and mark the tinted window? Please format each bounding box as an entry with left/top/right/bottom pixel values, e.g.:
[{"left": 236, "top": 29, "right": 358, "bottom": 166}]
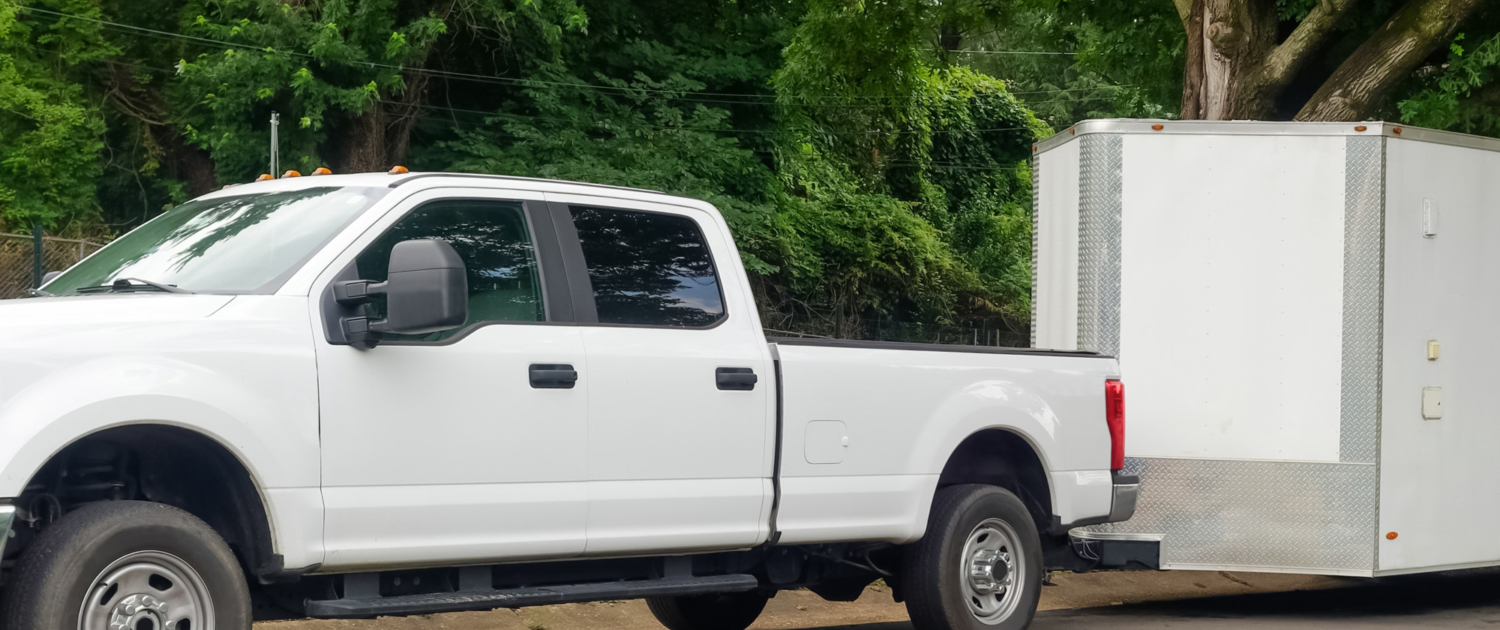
[
  {"left": 571, "top": 207, "right": 725, "bottom": 327},
  {"left": 357, "top": 200, "right": 544, "bottom": 341}
]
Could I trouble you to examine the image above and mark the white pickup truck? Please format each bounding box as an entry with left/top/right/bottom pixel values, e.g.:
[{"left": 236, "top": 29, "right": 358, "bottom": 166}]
[{"left": 0, "top": 172, "right": 1132, "bottom": 630}]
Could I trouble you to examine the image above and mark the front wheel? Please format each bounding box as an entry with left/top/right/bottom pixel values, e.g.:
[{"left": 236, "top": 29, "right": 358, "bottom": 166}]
[
  {"left": 646, "top": 590, "right": 769, "bottom": 630},
  {"left": 903, "top": 484, "right": 1043, "bottom": 630},
  {"left": 0, "top": 501, "right": 252, "bottom": 630}
]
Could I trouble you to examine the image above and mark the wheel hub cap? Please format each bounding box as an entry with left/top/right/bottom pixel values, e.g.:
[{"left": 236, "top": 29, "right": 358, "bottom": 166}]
[
  {"left": 79, "top": 551, "right": 213, "bottom": 630},
  {"left": 967, "top": 548, "right": 1012, "bottom": 594},
  {"left": 959, "top": 518, "right": 1024, "bottom": 625},
  {"left": 109, "top": 594, "right": 167, "bottom": 630}
]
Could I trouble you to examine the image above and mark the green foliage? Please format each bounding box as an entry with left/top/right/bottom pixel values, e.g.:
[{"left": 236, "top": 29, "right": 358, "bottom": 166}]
[
  {"left": 950, "top": 0, "right": 1182, "bottom": 131},
  {"left": 172, "top": 0, "right": 448, "bottom": 179},
  {"left": 13, "top": 0, "right": 1500, "bottom": 341},
  {"left": 1398, "top": 33, "right": 1500, "bottom": 136},
  {"left": 0, "top": 0, "right": 111, "bottom": 232}
]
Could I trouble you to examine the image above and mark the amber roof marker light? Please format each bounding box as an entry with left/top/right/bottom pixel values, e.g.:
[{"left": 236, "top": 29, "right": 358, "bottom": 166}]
[
  {"left": 1386, "top": 532, "right": 1399, "bottom": 540},
  {"left": 281, "top": 170, "right": 302, "bottom": 178},
  {"left": 1393, "top": 127, "right": 1404, "bottom": 135},
  {"left": 1354, "top": 125, "right": 1368, "bottom": 132},
  {"left": 388, "top": 165, "right": 410, "bottom": 175},
  {"left": 311, "top": 167, "right": 332, "bottom": 175},
  {"left": 254, "top": 174, "right": 274, "bottom": 182}
]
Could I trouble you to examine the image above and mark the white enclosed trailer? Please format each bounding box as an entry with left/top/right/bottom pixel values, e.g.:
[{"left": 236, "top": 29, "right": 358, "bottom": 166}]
[{"left": 1032, "top": 119, "right": 1500, "bottom": 577}]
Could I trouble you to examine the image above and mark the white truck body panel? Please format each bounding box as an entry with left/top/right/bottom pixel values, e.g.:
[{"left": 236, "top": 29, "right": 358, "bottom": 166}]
[
  {"left": 774, "top": 343, "right": 1118, "bottom": 544},
  {"left": 0, "top": 172, "right": 1122, "bottom": 579},
  {"left": 1035, "top": 119, "right": 1500, "bottom": 577}
]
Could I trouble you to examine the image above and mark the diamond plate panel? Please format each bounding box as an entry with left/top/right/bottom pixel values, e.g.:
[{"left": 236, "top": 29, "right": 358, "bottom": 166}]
[
  {"left": 1088, "top": 457, "right": 1378, "bottom": 572},
  {"left": 1077, "top": 134, "right": 1122, "bottom": 355},
  {"left": 1341, "top": 137, "right": 1386, "bottom": 464},
  {"left": 1031, "top": 155, "right": 1041, "bottom": 348}
]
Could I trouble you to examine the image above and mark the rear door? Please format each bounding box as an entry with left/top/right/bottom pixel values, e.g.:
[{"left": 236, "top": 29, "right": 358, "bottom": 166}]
[{"left": 544, "top": 193, "right": 776, "bottom": 555}]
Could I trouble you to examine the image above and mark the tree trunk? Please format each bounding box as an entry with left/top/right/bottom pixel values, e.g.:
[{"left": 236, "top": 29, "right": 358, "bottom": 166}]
[
  {"left": 1179, "top": 0, "right": 1280, "bottom": 119},
  {"left": 1179, "top": 0, "right": 1362, "bottom": 120},
  {"left": 384, "top": 70, "right": 431, "bottom": 168},
  {"left": 336, "top": 106, "right": 388, "bottom": 174},
  {"left": 1296, "top": 0, "right": 1485, "bottom": 121}
]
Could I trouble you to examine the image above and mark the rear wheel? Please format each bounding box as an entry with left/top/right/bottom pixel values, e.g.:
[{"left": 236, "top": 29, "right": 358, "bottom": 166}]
[
  {"left": 903, "top": 484, "right": 1042, "bottom": 630},
  {"left": 646, "top": 590, "right": 770, "bottom": 630},
  {"left": 0, "top": 501, "right": 251, "bottom": 630}
]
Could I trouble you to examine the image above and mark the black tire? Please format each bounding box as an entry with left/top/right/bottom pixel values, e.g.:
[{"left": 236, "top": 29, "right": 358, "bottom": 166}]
[
  {"left": 646, "top": 590, "right": 770, "bottom": 630},
  {"left": 0, "top": 500, "right": 252, "bottom": 630},
  {"left": 903, "top": 485, "right": 1042, "bottom": 630}
]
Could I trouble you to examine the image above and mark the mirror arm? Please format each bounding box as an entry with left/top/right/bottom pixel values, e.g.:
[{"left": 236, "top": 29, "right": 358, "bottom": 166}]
[
  {"left": 333, "top": 279, "right": 388, "bottom": 305},
  {"left": 334, "top": 279, "right": 391, "bottom": 349}
]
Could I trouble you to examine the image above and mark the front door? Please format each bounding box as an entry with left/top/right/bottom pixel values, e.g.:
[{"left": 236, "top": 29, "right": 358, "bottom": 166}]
[
  {"left": 547, "top": 195, "right": 775, "bottom": 555},
  {"left": 316, "top": 189, "right": 589, "bottom": 569}
]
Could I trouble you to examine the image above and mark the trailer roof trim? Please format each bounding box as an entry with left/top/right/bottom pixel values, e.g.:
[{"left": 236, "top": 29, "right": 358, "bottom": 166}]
[{"left": 1034, "top": 119, "right": 1500, "bottom": 154}]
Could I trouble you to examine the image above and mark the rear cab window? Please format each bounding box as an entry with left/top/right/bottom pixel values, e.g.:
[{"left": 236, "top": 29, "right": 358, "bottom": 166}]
[{"left": 569, "top": 206, "right": 725, "bottom": 328}]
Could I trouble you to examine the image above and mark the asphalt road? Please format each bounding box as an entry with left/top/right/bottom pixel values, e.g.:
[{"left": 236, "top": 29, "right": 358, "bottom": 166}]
[{"left": 808, "top": 571, "right": 1500, "bottom": 629}]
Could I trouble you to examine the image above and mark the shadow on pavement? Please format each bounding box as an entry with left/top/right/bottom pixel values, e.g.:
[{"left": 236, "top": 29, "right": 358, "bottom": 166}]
[{"left": 792, "top": 569, "right": 1500, "bottom": 629}]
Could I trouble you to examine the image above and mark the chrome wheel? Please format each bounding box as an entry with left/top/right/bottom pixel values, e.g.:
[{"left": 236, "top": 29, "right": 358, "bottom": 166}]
[
  {"left": 78, "top": 550, "right": 214, "bottom": 630},
  {"left": 959, "top": 518, "right": 1024, "bottom": 625}
]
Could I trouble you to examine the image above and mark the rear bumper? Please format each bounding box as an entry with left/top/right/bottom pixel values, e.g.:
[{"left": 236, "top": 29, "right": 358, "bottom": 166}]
[{"left": 1107, "top": 474, "right": 1139, "bottom": 523}]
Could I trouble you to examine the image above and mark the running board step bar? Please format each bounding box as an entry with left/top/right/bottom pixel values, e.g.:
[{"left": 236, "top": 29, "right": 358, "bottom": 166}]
[{"left": 305, "top": 573, "right": 761, "bottom": 619}]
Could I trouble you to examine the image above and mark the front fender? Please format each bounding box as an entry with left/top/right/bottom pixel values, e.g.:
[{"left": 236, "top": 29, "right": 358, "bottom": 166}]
[{"left": 0, "top": 355, "right": 310, "bottom": 496}]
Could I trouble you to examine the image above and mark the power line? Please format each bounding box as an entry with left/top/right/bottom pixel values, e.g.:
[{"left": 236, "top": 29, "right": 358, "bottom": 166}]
[
  {"left": 955, "top": 50, "right": 1076, "bottom": 56},
  {"left": 19, "top": 6, "right": 1100, "bottom": 106}
]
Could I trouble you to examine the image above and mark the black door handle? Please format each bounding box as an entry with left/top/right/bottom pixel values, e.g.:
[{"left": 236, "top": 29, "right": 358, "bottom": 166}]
[
  {"left": 530, "top": 364, "right": 578, "bottom": 389},
  {"left": 716, "top": 367, "right": 758, "bottom": 391}
]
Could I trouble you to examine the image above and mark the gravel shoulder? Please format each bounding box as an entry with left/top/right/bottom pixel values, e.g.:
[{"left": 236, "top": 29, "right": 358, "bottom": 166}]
[{"left": 256, "top": 570, "right": 1351, "bottom": 630}]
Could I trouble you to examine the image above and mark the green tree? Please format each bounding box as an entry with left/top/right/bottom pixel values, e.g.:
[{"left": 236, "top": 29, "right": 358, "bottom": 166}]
[{"left": 0, "top": 0, "right": 111, "bottom": 233}]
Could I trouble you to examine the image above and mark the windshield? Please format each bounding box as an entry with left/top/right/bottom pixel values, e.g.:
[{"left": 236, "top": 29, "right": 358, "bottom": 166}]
[{"left": 44, "top": 187, "right": 385, "bottom": 296}]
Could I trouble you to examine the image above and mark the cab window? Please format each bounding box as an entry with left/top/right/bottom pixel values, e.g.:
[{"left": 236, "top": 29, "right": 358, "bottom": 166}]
[{"left": 357, "top": 200, "right": 544, "bottom": 341}]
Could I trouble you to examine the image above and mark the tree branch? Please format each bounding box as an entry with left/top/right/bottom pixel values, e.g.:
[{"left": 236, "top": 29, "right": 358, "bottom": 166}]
[
  {"left": 1263, "top": 0, "right": 1358, "bottom": 90},
  {"left": 1173, "top": 0, "right": 1194, "bottom": 31},
  {"left": 1297, "top": 0, "right": 1483, "bottom": 121}
]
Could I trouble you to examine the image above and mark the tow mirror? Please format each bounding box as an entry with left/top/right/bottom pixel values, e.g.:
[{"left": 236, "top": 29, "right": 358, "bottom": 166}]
[{"left": 333, "top": 239, "right": 469, "bottom": 347}]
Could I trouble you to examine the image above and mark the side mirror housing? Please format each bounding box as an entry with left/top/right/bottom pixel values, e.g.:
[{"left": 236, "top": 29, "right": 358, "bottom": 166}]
[{"left": 334, "top": 239, "right": 468, "bottom": 346}]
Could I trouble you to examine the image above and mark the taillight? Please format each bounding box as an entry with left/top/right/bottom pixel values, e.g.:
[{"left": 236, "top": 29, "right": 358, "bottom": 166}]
[{"left": 1104, "top": 379, "right": 1125, "bottom": 471}]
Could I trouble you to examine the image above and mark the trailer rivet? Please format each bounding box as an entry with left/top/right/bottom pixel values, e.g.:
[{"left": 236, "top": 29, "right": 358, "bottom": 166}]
[
  {"left": 1151, "top": 124, "right": 1164, "bottom": 131},
  {"left": 1386, "top": 532, "right": 1398, "bottom": 540},
  {"left": 1354, "top": 125, "right": 1367, "bottom": 132}
]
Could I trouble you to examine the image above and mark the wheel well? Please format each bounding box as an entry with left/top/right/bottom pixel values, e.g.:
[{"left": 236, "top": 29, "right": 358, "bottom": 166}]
[
  {"left": 12, "top": 425, "right": 276, "bottom": 579},
  {"left": 936, "top": 429, "right": 1052, "bottom": 531}
]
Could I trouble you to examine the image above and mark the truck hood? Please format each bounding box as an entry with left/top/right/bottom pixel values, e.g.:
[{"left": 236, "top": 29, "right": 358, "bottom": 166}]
[{"left": 0, "top": 294, "right": 235, "bottom": 328}]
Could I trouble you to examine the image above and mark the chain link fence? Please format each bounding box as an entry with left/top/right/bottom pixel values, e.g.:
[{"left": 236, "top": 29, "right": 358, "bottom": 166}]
[{"left": 0, "top": 233, "right": 106, "bottom": 299}]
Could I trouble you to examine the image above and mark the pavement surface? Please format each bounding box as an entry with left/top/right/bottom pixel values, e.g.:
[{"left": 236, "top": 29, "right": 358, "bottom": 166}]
[{"left": 258, "top": 568, "right": 1500, "bottom": 630}]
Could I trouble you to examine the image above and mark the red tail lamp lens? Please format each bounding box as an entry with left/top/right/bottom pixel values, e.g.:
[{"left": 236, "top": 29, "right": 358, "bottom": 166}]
[{"left": 1105, "top": 380, "right": 1125, "bottom": 471}]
